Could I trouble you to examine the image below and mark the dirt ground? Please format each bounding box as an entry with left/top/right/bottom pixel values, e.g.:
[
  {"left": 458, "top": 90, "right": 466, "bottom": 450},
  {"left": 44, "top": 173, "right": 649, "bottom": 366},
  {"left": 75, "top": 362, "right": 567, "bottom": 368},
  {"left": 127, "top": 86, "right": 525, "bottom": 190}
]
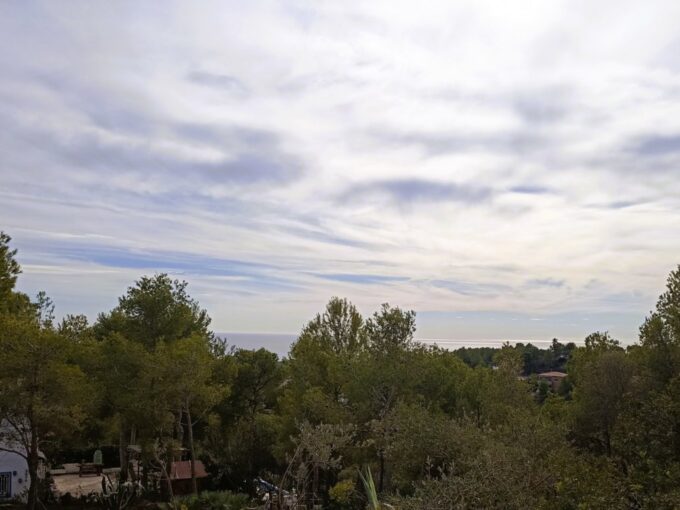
[{"left": 52, "top": 469, "right": 119, "bottom": 498}]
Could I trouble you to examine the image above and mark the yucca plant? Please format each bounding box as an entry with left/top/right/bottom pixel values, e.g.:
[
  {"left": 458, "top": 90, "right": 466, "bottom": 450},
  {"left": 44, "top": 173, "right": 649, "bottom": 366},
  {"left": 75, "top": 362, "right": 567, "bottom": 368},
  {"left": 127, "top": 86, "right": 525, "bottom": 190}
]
[{"left": 359, "top": 466, "right": 395, "bottom": 510}]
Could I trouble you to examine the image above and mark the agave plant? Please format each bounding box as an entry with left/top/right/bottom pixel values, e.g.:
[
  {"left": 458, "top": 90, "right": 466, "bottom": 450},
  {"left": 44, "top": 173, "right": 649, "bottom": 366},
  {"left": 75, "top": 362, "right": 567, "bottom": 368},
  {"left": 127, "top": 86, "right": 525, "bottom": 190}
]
[{"left": 359, "top": 466, "right": 394, "bottom": 510}]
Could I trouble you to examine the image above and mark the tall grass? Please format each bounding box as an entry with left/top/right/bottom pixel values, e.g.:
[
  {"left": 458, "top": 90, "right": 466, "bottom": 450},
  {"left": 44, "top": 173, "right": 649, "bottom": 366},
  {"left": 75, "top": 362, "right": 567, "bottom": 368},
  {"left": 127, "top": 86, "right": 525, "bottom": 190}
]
[{"left": 359, "top": 466, "right": 395, "bottom": 510}]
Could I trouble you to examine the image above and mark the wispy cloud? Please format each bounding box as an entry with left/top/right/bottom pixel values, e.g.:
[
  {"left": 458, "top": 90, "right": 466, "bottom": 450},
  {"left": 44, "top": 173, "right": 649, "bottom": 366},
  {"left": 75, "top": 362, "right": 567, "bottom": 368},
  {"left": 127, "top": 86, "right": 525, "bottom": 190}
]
[
  {"left": 430, "top": 279, "right": 511, "bottom": 297},
  {"left": 526, "top": 278, "right": 565, "bottom": 289},
  {"left": 341, "top": 179, "right": 492, "bottom": 206},
  {"left": 632, "top": 134, "right": 680, "bottom": 156},
  {"left": 313, "top": 273, "right": 409, "bottom": 285},
  {"left": 1, "top": 0, "right": 679, "bottom": 341},
  {"left": 186, "top": 71, "right": 248, "bottom": 96},
  {"left": 509, "top": 185, "right": 551, "bottom": 195}
]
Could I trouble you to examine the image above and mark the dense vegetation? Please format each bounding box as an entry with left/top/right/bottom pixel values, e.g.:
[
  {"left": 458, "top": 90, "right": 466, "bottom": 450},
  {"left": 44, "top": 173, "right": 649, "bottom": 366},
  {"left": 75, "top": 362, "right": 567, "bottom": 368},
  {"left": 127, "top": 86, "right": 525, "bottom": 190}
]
[{"left": 2, "top": 230, "right": 680, "bottom": 509}]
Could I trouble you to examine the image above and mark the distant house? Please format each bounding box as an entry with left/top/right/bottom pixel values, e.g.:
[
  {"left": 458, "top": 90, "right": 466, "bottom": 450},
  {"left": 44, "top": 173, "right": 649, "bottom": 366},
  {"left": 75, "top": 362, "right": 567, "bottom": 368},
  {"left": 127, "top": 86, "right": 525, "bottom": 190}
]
[
  {"left": 537, "top": 371, "right": 567, "bottom": 392},
  {"left": 169, "top": 460, "right": 209, "bottom": 495}
]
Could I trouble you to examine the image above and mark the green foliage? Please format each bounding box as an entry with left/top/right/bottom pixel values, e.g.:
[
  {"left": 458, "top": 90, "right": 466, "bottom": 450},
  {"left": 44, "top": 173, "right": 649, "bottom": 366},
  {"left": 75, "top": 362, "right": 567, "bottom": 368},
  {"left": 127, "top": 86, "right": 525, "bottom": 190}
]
[
  {"left": 396, "top": 416, "right": 629, "bottom": 510},
  {"left": 95, "top": 273, "right": 213, "bottom": 350},
  {"left": 455, "top": 339, "right": 575, "bottom": 375},
  {"left": 172, "top": 490, "right": 251, "bottom": 510},
  {"left": 0, "top": 231, "right": 21, "bottom": 299},
  {"left": 366, "top": 303, "right": 416, "bottom": 354},
  {"left": 154, "top": 334, "right": 225, "bottom": 415},
  {"left": 0, "top": 318, "right": 89, "bottom": 427},
  {"left": 0, "top": 302, "right": 91, "bottom": 508},
  {"left": 206, "top": 347, "right": 281, "bottom": 490},
  {"left": 329, "top": 479, "right": 356, "bottom": 508},
  {"left": 0, "top": 232, "right": 37, "bottom": 319},
  {"left": 281, "top": 421, "right": 355, "bottom": 502},
  {"left": 291, "top": 297, "right": 365, "bottom": 359},
  {"left": 493, "top": 341, "right": 523, "bottom": 375},
  {"left": 226, "top": 348, "right": 280, "bottom": 419},
  {"left": 571, "top": 349, "right": 634, "bottom": 455},
  {"left": 379, "top": 403, "right": 469, "bottom": 492},
  {"left": 58, "top": 313, "right": 93, "bottom": 343},
  {"left": 86, "top": 272, "right": 223, "bottom": 492}
]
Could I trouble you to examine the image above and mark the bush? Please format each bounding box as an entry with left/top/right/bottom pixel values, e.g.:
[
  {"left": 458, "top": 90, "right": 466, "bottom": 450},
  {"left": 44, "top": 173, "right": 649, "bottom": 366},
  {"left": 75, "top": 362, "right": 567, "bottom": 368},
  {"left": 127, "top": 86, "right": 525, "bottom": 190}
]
[
  {"left": 329, "top": 479, "right": 356, "bottom": 508},
  {"left": 173, "top": 490, "right": 251, "bottom": 510}
]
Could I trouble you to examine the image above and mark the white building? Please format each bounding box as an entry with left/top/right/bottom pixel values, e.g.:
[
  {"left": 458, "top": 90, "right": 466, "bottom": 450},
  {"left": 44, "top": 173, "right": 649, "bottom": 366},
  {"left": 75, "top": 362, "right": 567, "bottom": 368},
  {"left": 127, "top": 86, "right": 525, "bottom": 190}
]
[
  {"left": 0, "top": 449, "right": 31, "bottom": 500},
  {"left": 0, "top": 423, "right": 45, "bottom": 501}
]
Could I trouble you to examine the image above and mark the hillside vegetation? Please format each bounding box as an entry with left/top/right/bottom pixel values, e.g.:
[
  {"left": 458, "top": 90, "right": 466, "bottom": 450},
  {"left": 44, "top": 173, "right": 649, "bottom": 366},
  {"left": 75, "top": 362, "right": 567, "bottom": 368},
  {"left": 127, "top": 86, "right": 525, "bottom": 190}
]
[{"left": 2, "top": 231, "right": 680, "bottom": 509}]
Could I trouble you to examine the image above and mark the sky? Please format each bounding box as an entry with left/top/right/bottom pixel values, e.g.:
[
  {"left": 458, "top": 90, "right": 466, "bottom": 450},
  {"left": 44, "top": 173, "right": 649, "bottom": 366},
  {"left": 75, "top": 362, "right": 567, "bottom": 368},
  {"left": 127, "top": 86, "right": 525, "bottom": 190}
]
[{"left": 2, "top": 1, "right": 680, "bottom": 346}]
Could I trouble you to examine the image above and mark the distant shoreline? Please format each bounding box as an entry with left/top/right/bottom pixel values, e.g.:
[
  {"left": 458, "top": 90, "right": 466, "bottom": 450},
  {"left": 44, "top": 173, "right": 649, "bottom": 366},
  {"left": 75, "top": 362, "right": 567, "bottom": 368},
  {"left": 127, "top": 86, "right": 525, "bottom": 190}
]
[{"left": 218, "top": 332, "right": 593, "bottom": 356}]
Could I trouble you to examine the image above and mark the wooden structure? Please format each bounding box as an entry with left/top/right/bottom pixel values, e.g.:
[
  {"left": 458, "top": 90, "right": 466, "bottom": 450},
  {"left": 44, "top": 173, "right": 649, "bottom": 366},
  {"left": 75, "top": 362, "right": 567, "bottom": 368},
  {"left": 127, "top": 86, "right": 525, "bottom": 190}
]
[
  {"left": 78, "top": 463, "right": 101, "bottom": 477},
  {"left": 169, "top": 460, "right": 209, "bottom": 495}
]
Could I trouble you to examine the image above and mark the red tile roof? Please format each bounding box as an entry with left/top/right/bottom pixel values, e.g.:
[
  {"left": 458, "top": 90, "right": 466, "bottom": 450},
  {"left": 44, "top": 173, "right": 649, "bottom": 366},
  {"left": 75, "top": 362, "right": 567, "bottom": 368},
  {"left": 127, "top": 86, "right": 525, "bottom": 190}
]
[{"left": 170, "top": 460, "right": 209, "bottom": 480}]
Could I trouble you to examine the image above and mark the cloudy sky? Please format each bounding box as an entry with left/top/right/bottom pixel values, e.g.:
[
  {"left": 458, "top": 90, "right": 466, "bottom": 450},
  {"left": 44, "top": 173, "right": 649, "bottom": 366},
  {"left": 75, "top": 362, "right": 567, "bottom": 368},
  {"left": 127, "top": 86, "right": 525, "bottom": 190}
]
[{"left": 2, "top": 1, "right": 680, "bottom": 346}]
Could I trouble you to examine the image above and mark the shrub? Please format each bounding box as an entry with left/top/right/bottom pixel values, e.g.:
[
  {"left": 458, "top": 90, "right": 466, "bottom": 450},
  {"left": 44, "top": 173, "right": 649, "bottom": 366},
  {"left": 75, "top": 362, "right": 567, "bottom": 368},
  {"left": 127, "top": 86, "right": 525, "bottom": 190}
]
[
  {"left": 329, "top": 478, "right": 356, "bottom": 508},
  {"left": 173, "top": 490, "right": 251, "bottom": 510}
]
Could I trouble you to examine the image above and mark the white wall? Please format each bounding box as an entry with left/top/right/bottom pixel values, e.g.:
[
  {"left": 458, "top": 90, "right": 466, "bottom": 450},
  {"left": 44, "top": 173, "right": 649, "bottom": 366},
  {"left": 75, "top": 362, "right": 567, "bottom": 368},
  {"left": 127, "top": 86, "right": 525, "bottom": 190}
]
[{"left": 0, "top": 450, "right": 30, "bottom": 500}]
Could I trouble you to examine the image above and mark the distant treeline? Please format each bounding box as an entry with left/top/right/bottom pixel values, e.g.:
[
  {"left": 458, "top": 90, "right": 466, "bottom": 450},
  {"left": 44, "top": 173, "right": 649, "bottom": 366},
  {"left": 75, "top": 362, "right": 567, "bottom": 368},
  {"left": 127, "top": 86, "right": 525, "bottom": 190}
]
[{"left": 454, "top": 339, "right": 576, "bottom": 374}]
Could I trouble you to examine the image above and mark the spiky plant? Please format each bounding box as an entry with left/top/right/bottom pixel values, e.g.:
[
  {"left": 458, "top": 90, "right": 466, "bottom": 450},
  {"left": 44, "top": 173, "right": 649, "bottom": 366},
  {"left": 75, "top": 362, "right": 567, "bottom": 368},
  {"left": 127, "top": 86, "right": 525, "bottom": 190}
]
[
  {"left": 359, "top": 466, "right": 395, "bottom": 510},
  {"left": 359, "top": 466, "right": 379, "bottom": 509}
]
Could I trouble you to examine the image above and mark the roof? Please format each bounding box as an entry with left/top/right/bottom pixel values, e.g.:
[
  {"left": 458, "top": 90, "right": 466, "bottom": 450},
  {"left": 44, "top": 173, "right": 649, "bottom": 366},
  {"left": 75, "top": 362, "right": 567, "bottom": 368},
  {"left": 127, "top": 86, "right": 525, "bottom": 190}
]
[
  {"left": 538, "top": 371, "right": 567, "bottom": 378},
  {"left": 170, "top": 460, "right": 208, "bottom": 480}
]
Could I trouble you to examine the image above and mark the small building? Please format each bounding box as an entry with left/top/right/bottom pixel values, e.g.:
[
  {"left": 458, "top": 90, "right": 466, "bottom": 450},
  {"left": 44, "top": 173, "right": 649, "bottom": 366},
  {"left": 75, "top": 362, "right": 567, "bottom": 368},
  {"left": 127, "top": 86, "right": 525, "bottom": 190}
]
[
  {"left": 537, "top": 371, "right": 567, "bottom": 392},
  {"left": 0, "top": 445, "right": 46, "bottom": 501},
  {"left": 169, "top": 460, "right": 209, "bottom": 495}
]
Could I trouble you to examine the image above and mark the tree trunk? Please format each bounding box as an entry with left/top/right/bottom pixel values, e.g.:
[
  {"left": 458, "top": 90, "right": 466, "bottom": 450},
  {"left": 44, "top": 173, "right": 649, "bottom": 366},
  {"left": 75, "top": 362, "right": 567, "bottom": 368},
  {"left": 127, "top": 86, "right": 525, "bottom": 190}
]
[
  {"left": 604, "top": 428, "right": 612, "bottom": 457},
  {"left": 378, "top": 451, "right": 385, "bottom": 493},
  {"left": 118, "top": 421, "right": 128, "bottom": 482},
  {"left": 162, "top": 443, "right": 175, "bottom": 502},
  {"left": 27, "top": 417, "right": 39, "bottom": 510},
  {"left": 673, "top": 419, "right": 680, "bottom": 461},
  {"left": 323, "top": 468, "right": 332, "bottom": 508},
  {"left": 175, "top": 406, "right": 184, "bottom": 463},
  {"left": 165, "top": 466, "right": 174, "bottom": 501},
  {"left": 141, "top": 460, "right": 149, "bottom": 491},
  {"left": 185, "top": 402, "right": 198, "bottom": 495}
]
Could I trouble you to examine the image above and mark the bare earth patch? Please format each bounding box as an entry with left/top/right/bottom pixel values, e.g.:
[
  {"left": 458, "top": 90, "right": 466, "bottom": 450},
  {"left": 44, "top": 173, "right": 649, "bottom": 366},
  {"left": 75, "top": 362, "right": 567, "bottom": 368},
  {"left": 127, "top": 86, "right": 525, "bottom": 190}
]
[{"left": 52, "top": 469, "right": 120, "bottom": 498}]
